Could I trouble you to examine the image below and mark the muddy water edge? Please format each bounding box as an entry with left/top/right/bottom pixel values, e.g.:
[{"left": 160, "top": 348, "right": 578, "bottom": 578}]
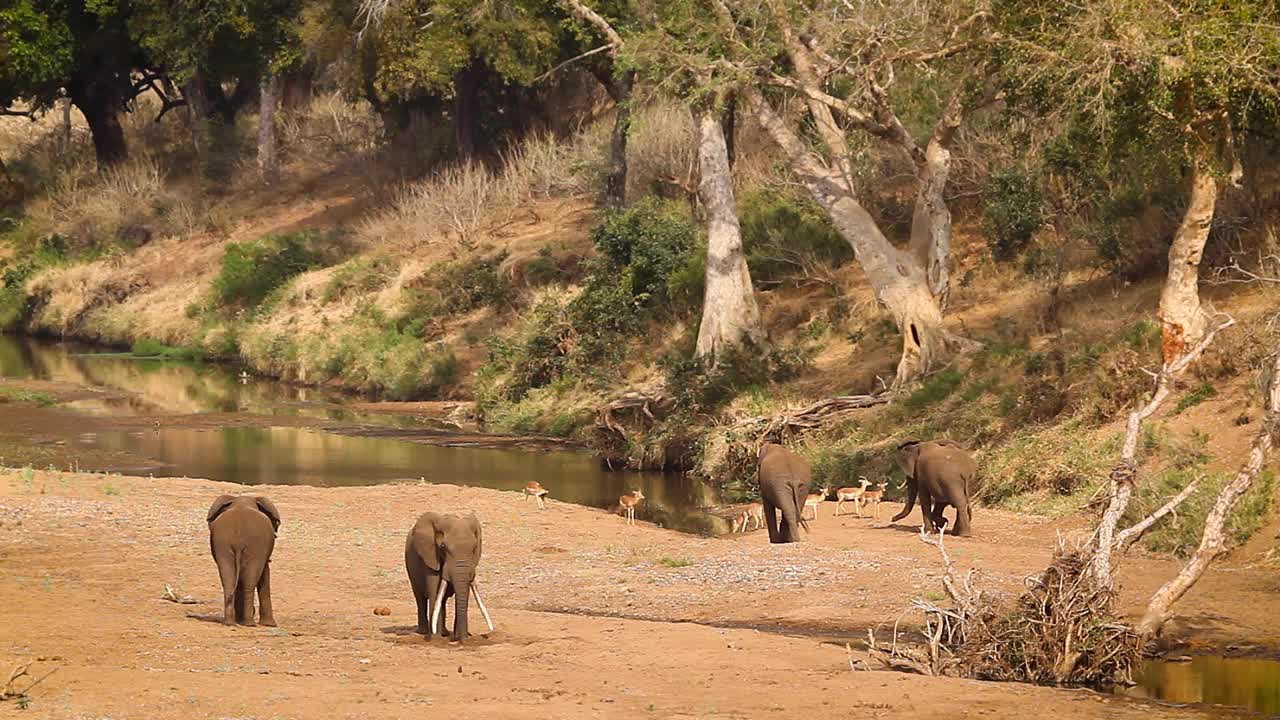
[{"left": 0, "top": 335, "right": 729, "bottom": 533}]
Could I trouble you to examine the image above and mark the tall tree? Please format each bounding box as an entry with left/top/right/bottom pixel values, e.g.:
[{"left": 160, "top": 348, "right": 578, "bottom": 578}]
[
  {"left": 636, "top": 0, "right": 991, "bottom": 383},
  {"left": 992, "top": 0, "right": 1280, "bottom": 364},
  {"left": 356, "top": 0, "right": 564, "bottom": 159},
  {"left": 993, "top": 0, "right": 1280, "bottom": 588},
  {"left": 1, "top": 1, "right": 153, "bottom": 166},
  {"left": 694, "top": 92, "right": 762, "bottom": 361},
  {"left": 560, "top": 0, "right": 633, "bottom": 208}
]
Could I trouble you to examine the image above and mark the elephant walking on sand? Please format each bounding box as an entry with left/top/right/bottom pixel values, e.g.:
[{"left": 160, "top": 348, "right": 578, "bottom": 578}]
[
  {"left": 207, "top": 495, "right": 280, "bottom": 626},
  {"left": 757, "top": 443, "right": 811, "bottom": 543},
  {"left": 405, "top": 511, "right": 496, "bottom": 643},
  {"left": 891, "top": 439, "right": 977, "bottom": 536}
]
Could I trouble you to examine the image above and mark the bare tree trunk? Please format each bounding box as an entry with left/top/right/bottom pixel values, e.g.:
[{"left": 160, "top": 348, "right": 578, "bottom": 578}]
[
  {"left": 909, "top": 138, "right": 953, "bottom": 303},
  {"left": 695, "top": 107, "right": 761, "bottom": 361},
  {"left": 1137, "top": 348, "right": 1280, "bottom": 638},
  {"left": 257, "top": 73, "right": 280, "bottom": 182},
  {"left": 452, "top": 63, "right": 479, "bottom": 160},
  {"left": 60, "top": 97, "right": 73, "bottom": 149},
  {"left": 603, "top": 70, "right": 634, "bottom": 208},
  {"left": 746, "top": 88, "right": 946, "bottom": 384},
  {"left": 1158, "top": 152, "right": 1217, "bottom": 364},
  {"left": 721, "top": 91, "right": 737, "bottom": 169}
]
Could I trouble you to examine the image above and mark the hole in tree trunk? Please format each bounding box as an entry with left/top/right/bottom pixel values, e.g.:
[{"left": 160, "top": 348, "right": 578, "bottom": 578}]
[{"left": 910, "top": 323, "right": 921, "bottom": 348}]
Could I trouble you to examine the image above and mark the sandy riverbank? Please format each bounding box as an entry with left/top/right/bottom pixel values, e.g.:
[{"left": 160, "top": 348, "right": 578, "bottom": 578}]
[{"left": 1, "top": 470, "right": 1272, "bottom": 718}]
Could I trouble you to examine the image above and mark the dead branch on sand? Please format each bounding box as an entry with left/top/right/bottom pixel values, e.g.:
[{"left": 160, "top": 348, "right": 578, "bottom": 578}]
[{"left": 2, "top": 661, "right": 58, "bottom": 704}]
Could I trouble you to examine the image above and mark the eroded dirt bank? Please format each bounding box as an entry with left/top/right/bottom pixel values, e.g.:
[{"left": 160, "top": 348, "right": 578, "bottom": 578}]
[{"left": 1, "top": 471, "right": 1272, "bottom": 718}]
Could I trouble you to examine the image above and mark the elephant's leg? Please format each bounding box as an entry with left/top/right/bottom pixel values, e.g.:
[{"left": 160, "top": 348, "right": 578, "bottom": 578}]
[
  {"left": 918, "top": 492, "right": 935, "bottom": 532},
  {"left": 951, "top": 495, "right": 972, "bottom": 537},
  {"left": 256, "top": 563, "right": 276, "bottom": 627},
  {"left": 423, "top": 573, "right": 441, "bottom": 639},
  {"left": 762, "top": 499, "right": 780, "bottom": 543},
  {"left": 215, "top": 550, "right": 238, "bottom": 626},
  {"left": 930, "top": 503, "right": 949, "bottom": 533},
  {"left": 408, "top": 562, "right": 430, "bottom": 635},
  {"left": 238, "top": 555, "right": 265, "bottom": 626}
]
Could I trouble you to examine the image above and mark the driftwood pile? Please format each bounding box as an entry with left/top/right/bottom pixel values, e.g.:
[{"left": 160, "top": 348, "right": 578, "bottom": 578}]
[{"left": 867, "top": 528, "right": 1141, "bottom": 685}]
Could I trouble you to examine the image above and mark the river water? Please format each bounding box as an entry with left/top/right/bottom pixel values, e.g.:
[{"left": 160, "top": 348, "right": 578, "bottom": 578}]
[
  {"left": 1118, "top": 655, "right": 1280, "bottom": 715},
  {"left": 0, "top": 336, "right": 729, "bottom": 534}
]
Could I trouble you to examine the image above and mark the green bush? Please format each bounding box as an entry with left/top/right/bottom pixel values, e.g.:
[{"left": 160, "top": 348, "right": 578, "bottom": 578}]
[
  {"left": 214, "top": 232, "right": 319, "bottom": 308},
  {"left": 323, "top": 255, "right": 392, "bottom": 303},
  {"left": 904, "top": 368, "right": 965, "bottom": 410},
  {"left": 1174, "top": 380, "right": 1218, "bottom": 414},
  {"left": 398, "top": 255, "right": 517, "bottom": 337},
  {"left": 0, "top": 386, "right": 57, "bottom": 406},
  {"left": 982, "top": 168, "right": 1044, "bottom": 260},
  {"left": 590, "top": 198, "right": 697, "bottom": 308},
  {"left": 131, "top": 339, "right": 205, "bottom": 362},
  {"left": 660, "top": 340, "right": 816, "bottom": 415},
  {"left": 739, "top": 189, "right": 849, "bottom": 282}
]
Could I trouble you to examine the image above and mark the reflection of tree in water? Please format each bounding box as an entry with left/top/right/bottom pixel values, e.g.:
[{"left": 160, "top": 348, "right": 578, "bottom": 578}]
[
  {"left": 9, "top": 338, "right": 736, "bottom": 533},
  {"left": 0, "top": 335, "right": 38, "bottom": 377},
  {"left": 1130, "top": 657, "right": 1280, "bottom": 714}
]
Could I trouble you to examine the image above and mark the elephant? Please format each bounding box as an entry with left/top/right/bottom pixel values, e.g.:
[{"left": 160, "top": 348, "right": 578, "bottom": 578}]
[
  {"left": 207, "top": 494, "right": 280, "bottom": 626},
  {"left": 757, "top": 443, "right": 811, "bottom": 543},
  {"left": 891, "top": 439, "right": 977, "bottom": 536},
  {"left": 404, "top": 511, "right": 495, "bottom": 643}
]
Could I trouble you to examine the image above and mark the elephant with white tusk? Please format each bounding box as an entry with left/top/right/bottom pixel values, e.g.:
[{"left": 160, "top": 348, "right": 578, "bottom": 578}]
[{"left": 404, "top": 511, "right": 495, "bottom": 643}]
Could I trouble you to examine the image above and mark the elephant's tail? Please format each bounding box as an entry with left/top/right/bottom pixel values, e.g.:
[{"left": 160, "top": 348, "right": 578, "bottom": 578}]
[{"left": 793, "top": 483, "right": 810, "bottom": 534}]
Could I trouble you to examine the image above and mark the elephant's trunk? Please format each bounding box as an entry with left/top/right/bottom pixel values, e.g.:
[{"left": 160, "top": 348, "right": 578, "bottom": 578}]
[
  {"left": 892, "top": 477, "right": 917, "bottom": 522},
  {"left": 451, "top": 578, "right": 471, "bottom": 642}
]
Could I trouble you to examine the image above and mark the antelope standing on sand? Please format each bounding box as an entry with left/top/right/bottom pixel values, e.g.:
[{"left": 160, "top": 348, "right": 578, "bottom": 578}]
[
  {"left": 733, "top": 502, "right": 765, "bottom": 533},
  {"left": 835, "top": 478, "right": 872, "bottom": 517},
  {"left": 619, "top": 490, "right": 645, "bottom": 525},
  {"left": 523, "top": 481, "right": 550, "bottom": 509},
  {"left": 860, "top": 480, "right": 887, "bottom": 520},
  {"left": 803, "top": 486, "right": 830, "bottom": 521}
]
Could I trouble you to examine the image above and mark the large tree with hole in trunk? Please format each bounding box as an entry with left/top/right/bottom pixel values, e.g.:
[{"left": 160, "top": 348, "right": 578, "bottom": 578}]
[{"left": 637, "top": 0, "right": 995, "bottom": 384}]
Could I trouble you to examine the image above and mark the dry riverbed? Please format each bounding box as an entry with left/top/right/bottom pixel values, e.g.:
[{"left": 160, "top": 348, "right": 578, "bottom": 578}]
[{"left": 1, "top": 470, "right": 1274, "bottom": 718}]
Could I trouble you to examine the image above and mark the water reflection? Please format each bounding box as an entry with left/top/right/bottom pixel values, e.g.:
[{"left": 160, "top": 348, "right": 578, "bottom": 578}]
[
  {"left": 1123, "top": 656, "right": 1280, "bottom": 715},
  {"left": 1, "top": 336, "right": 731, "bottom": 534},
  {"left": 75, "top": 427, "right": 729, "bottom": 534},
  {"left": 0, "top": 335, "right": 423, "bottom": 426}
]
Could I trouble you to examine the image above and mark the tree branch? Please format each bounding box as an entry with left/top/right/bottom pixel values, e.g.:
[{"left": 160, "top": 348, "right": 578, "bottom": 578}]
[
  {"left": 1113, "top": 475, "right": 1202, "bottom": 554},
  {"left": 561, "top": 0, "right": 624, "bottom": 50},
  {"left": 533, "top": 43, "right": 616, "bottom": 84},
  {"left": 1137, "top": 345, "right": 1280, "bottom": 638},
  {"left": 1090, "top": 313, "right": 1235, "bottom": 586}
]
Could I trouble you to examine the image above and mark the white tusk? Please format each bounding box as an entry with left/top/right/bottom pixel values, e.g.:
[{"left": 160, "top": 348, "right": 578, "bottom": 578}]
[
  {"left": 431, "top": 580, "right": 448, "bottom": 635},
  {"left": 471, "top": 584, "right": 495, "bottom": 633}
]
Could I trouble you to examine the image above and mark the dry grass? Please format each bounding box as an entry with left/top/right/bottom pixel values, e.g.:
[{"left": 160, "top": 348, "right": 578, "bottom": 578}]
[
  {"left": 626, "top": 101, "right": 698, "bottom": 199},
  {"left": 278, "top": 92, "right": 382, "bottom": 161},
  {"left": 356, "top": 132, "right": 602, "bottom": 251}
]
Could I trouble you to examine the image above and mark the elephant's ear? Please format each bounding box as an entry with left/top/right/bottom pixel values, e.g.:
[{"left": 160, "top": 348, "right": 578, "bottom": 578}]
[
  {"left": 413, "top": 513, "right": 443, "bottom": 572},
  {"left": 207, "top": 495, "right": 237, "bottom": 524},
  {"left": 897, "top": 440, "right": 923, "bottom": 479},
  {"left": 472, "top": 513, "right": 482, "bottom": 566},
  {"left": 254, "top": 496, "right": 281, "bottom": 532}
]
